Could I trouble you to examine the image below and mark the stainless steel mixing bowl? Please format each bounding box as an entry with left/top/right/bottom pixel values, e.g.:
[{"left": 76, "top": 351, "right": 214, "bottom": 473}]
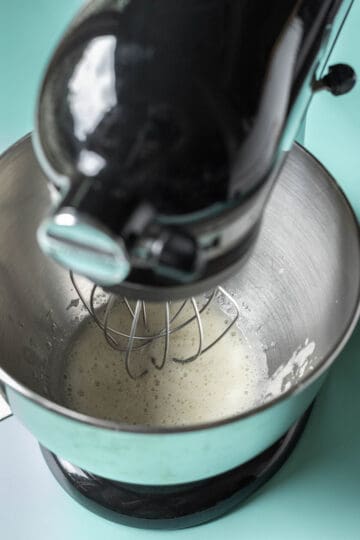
[{"left": 0, "top": 135, "right": 359, "bottom": 485}]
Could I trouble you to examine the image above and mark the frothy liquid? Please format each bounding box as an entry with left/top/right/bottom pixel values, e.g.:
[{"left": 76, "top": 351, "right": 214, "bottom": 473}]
[{"left": 63, "top": 300, "right": 269, "bottom": 427}]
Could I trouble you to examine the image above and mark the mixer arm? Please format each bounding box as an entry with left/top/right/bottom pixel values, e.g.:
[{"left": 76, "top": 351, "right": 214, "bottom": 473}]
[{"left": 34, "top": 0, "right": 356, "bottom": 293}]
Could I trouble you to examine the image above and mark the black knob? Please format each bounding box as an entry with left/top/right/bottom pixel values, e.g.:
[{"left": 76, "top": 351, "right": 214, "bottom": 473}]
[
  {"left": 131, "top": 227, "right": 203, "bottom": 284},
  {"left": 157, "top": 231, "right": 202, "bottom": 282},
  {"left": 314, "top": 63, "right": 356, "bottom": 96}
]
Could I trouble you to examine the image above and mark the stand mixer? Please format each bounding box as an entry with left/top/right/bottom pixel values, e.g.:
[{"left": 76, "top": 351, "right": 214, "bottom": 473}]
[
  {"left": 0, "top": 0, "right": 359, "bottom": 530},
  {"left": 33, "top": 0, "right": 356, "bottom": 379}
]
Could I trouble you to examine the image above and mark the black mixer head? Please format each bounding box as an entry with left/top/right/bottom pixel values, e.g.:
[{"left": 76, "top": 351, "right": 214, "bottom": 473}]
[{"left": 34, "top": 0, "right": 346, "bottom": 300}]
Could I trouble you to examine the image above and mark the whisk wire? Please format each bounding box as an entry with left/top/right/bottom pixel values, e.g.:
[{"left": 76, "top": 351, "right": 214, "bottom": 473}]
[
  {"left": 172, "top": 297, "right": 204, "bottom": 363},
  {"left": 152, "top": 302, "right": 170, "bottom": 370},
  {"left": 70, "top": 272, "right": 241, "bottom": 378},
  {"left": 125, "top": 300, "right": 148, "bottom": 380}
]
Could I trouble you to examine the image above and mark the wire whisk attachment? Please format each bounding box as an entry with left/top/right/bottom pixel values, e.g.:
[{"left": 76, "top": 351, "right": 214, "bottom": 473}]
[{"left": 70, "top": 272, "right": 241, "bottom": 380}]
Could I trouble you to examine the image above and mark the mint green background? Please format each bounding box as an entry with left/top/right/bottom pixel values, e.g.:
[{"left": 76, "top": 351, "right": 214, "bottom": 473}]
[{"left": 0, "top": 1, "right": 360, "bottom": 539}]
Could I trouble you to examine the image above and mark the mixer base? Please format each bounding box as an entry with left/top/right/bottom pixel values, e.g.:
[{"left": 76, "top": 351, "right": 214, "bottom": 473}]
[{"left": 41, "top": 404, "right": 313, "bottom": 530}]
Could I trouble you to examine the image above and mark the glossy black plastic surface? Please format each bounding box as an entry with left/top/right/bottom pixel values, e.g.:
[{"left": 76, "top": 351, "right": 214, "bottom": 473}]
[
  {"left": 318, "top": 63, "right": 356, "bottom": 95},
  {"left": 38, "top": 1, "right": 301, "bottom": 214},
  {"left": 35, "top": 0, "right": 351, "bottom": 292},
  {"left": 38, "top": 1, "right": 340, "bottom": 217}
]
